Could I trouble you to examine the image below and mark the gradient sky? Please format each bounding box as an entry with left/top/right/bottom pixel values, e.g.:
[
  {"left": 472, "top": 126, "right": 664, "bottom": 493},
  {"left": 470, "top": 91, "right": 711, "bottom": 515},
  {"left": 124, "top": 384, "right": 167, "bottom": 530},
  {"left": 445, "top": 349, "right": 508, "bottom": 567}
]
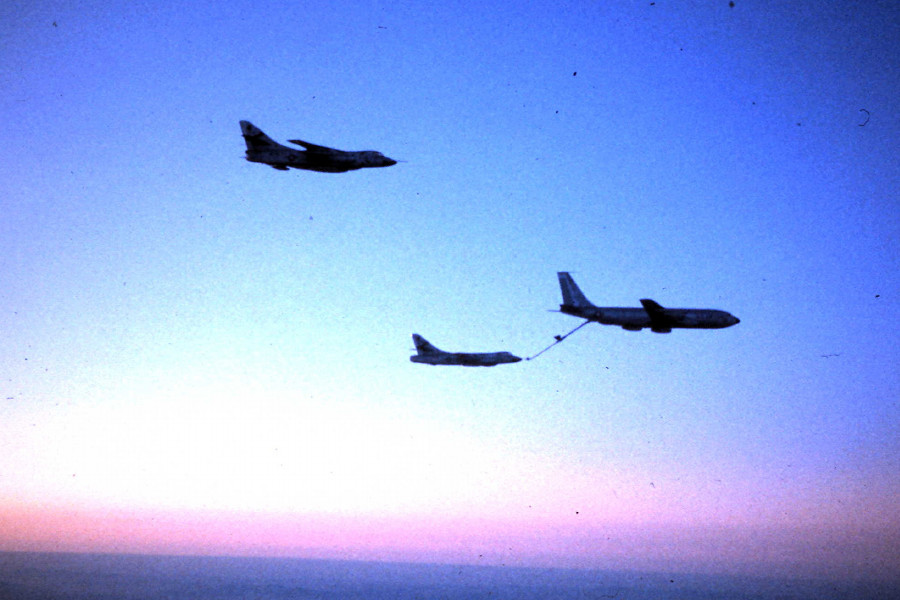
[{"left": 2, "top": 0, "right": 898, "bottom": 584}]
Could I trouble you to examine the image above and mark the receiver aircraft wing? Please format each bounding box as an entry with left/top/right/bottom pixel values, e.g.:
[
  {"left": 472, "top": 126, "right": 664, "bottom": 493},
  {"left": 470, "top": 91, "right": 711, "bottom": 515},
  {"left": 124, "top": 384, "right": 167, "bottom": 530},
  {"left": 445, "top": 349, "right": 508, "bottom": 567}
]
[{"left": 287, "top": 139, "right": 340, "bottom": 154}]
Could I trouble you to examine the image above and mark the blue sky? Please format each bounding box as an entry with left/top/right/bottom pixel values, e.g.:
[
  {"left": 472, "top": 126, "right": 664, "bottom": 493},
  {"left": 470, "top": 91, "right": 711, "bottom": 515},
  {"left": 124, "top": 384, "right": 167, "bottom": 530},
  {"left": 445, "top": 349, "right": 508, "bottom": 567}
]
[{"left": 2, "top": 0, "right": 898, "bottom": 582}]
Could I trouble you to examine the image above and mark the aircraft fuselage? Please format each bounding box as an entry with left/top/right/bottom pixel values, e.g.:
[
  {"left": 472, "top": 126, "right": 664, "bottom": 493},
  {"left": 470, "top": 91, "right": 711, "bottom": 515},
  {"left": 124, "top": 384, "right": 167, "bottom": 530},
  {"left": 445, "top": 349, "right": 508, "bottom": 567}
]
[
  {"left": 244, "top": 147, "right": 391, "bottom": 173},
  {"left": 560, "top": 305, "right": 739, "bottom": 332},
  {"left": 410, "top": 351, "right": 522, "bottom": 367}
]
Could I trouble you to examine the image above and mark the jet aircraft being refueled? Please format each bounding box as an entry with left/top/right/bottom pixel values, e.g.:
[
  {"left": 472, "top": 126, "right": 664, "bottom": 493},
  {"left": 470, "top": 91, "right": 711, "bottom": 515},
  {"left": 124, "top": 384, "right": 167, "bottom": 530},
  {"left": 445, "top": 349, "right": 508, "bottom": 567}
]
[
  {"left": 239, "top": 121, "right": 397, "bottom": 172},
  {"left": 557, "top": 272, "right": 740, "bottom": 333},
  {"left": 410, "top": 334, "right": 522, "bottom": 366}
]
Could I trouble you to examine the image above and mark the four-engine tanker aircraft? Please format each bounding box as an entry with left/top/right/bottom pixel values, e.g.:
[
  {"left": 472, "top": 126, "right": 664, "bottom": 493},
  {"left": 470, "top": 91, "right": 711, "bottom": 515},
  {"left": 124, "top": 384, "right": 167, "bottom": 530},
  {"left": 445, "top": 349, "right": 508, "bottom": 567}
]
[
  {"left": 557, "top": 272, "right": 740, "bottom": 333},
  {"left": 240, "top": 121, "right": 397, "bottom": 172},
  {"left": 410, "top": 334, "right": 522, "bottom": 367}
]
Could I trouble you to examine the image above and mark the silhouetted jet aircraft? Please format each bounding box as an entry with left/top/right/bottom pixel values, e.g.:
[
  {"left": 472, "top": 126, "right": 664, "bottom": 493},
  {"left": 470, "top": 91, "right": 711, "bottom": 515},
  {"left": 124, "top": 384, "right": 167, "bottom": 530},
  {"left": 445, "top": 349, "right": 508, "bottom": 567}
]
[
  {"left": 240, "top": 121, "right": 397, "bottom": 172},
  {"left": 557, "top": 272, "right": 740, "bottom": 333},
  {"left": 410, "top": 334, "right": 522, "bottom": 366}
]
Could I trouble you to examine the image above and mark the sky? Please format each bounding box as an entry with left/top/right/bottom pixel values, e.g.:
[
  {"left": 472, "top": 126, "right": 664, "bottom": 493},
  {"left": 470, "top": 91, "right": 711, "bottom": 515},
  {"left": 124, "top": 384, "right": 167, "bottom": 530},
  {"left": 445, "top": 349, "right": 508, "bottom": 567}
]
[{"left": 2, "top": 0, "right": 899, "bottom": 585}]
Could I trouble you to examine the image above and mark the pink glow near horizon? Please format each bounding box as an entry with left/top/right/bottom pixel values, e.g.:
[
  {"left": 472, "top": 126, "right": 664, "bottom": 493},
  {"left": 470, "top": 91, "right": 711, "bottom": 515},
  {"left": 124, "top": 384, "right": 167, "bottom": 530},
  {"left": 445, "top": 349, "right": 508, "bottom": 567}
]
[{"left": 2, "top": 502, "right": 898, "bottom": 583}]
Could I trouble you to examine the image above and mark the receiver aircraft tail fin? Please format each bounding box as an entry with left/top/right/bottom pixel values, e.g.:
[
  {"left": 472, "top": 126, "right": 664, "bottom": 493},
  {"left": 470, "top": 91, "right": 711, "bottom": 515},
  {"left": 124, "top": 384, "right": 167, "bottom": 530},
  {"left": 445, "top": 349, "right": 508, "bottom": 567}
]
[
  {"left": 557, "top": 272, "right": 594, "bottom": 308},
  {"left": 240, "top": 120, "right": 281, "bottom": 152},
  {"left": 412, "top": 334, "right": 442, "bottom": 355}
]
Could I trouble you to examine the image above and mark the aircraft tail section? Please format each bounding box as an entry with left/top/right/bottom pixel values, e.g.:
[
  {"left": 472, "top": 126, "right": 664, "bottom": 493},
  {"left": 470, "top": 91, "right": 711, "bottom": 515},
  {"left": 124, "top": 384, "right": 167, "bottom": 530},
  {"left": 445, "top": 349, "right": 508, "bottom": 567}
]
[
  {"left": 557, "top": 272, "right": 594, "bottom": 308},
  {"left": 240, "top": 120, "right": 281, "bottom": 151},
  {"left": 412, "top": 334, "right": 442, "bottom": 355}
]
